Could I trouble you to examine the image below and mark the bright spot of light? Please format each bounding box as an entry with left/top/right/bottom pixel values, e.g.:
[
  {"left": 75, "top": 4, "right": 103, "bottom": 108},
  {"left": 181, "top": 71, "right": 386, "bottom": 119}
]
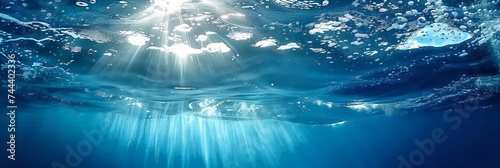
[
  {"left": 329, "top": 121, "right": 345, "bottom": 126},
  {"left": 153, "top": 0, "right": 189, "bottom": 14},
  {"left": 167, "top": 44, "right": 203, "bottom": 57},
  {"left": 173, "top": 24, "right": 192, "bottom": 32},
  {"left": 227, "top": 32, "right": 253, "bottom": 40},
  {"left": 347, "top": 103, "right": 380, "bottom": 111},
  {"left": 221, "top": 13, "right": 246, "bottom": 19},
  {"left": 197, "top": 35, "right": 207, "bottom": 41},
  {"left": 277, "top": 43, "right": 301, "bottom": 50},
  {"left": 252, "top": 39, "right": 278, "bottom": 48},
  {"left": 204, "top": 42, "right": 231, "bottom": 53},
  {"left": 127, "top": 34, "right": 150, "bottom": 46}
]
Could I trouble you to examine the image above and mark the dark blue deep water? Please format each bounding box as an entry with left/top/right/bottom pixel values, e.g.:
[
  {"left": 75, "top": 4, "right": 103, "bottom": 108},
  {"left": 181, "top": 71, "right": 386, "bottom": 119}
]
[{"left": 1, "top": 0, "right": 500, "bottom": 167}]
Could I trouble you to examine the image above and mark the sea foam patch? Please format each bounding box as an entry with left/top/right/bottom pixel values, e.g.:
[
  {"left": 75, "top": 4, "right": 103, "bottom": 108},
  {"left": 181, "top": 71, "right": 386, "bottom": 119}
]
[{"left": 397, "top": 23, "right": 472, "bottom": 50}]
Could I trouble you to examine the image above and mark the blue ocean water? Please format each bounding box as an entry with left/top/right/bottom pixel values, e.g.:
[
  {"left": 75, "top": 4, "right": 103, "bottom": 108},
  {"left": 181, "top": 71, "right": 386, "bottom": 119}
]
[{"left": 0, "top": 0, "right": 500, "bottom": 167}]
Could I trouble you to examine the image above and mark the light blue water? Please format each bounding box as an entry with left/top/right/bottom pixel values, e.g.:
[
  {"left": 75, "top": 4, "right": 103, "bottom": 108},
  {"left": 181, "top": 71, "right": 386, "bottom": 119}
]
[{"left": 1, "top": 0, "right": 500, "bottom": 167}]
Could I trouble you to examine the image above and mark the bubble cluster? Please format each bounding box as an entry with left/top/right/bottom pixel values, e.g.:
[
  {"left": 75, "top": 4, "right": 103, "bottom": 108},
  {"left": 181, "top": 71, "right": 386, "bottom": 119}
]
[{"left": 274, "top": 0, "right": 329, "bottom": 9}]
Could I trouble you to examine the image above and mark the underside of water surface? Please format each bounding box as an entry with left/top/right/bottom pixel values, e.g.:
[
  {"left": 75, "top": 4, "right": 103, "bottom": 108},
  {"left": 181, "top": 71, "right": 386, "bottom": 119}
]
[{"left": 1, "top": 0, "right": 500, "bottom": 167}]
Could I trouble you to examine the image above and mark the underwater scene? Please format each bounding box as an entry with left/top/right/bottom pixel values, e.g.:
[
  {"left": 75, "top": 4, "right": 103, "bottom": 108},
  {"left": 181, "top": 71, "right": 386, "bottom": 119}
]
[{"left": 1, "top": 0, "right": 500, "bottom": 167}]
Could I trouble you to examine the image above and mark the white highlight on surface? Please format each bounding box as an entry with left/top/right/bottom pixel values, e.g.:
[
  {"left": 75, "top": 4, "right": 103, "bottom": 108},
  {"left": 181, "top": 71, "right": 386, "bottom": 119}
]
[
  {"left": 309, "top": 48, "right": 326, "bottom": 53},
  {"left": 329, "top": 121, "right": 346, "bottom": 126},
  {"left": 174, "top": 24, "right": 192, "bottom": 32},
  {"left": 227, "top": 32, "right": 253, "bottom": 40},
  {"left": 168, "top": 44, "right": 203, "bottom": 57},
  {"left": 204, "top": 43, "right": 231, "bottom": 53},
  {"left": 277, "top": 43, "right": 300, "bottom": 50},
  {"left": 252, "top": 39, "right": 278, "bottom": 48},
  {"left": 0, "top": 13, "right": 51, "bottom": 27},
  {"left": 4, "top": 37, "right": 54, "bottom": 46},
  {"left": 147, "top": 42, "right": 231, "bottom": 55},
  {"left": 275, "top": 0, "right": 329, "bottom": 9},
  {"left": 32, "top": 62, "right": 42, "bottom": 67},
  {"left": 153, "top": 0, "right": 189, "bottom": 13},
  {"left": 314, "top": 100, "right": 333, "bottom": 108},
  {"left": 76, "top": 2, "right": 88, "bottom": 7},
  {"left": 397, "top": 23, "right": 472, "bottom": 50},
  {"left": 221, "top": 13, "right": 245, "bottom": 19},
  {"left": 309, "top": 21, "right": 345, "bottom": 34},
  {"left": 127, "top": 34, "right": 150, "bottom": 46},
  {"left": 197, "top": 35, "right": 207, "bottom": 41},
  {"left": 347, "top": 103, "right": 379, "bottom": 111}
]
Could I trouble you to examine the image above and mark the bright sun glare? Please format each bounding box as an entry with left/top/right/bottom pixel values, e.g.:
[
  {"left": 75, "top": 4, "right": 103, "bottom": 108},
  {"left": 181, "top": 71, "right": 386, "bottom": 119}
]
[
  {"left": 153, "top": 0, "right": 189, "bottom": 13},
  {"left": 127, "top": 34, "right": 150, "bottom": 46}
]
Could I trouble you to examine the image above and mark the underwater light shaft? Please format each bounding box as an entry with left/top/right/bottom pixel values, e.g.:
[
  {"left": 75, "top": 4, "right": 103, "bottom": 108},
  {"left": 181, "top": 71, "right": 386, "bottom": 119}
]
[
  {"left": 105, "top": 101, "right": 304, "bottom": 167},
  {"left": 1, "top": 0, "right": 500, "bottom": 167}
]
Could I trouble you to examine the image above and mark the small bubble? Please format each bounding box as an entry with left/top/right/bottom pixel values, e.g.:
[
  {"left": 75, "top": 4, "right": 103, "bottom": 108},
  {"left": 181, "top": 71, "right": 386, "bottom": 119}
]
[{"left": 76, "top": 2, "right": 88, "bottom": 7}]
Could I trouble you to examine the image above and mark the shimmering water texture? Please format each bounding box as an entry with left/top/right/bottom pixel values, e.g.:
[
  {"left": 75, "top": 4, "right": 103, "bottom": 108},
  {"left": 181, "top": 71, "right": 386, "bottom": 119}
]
[{"left": 0, "top": 0, "right": 500, "bottom": 167}]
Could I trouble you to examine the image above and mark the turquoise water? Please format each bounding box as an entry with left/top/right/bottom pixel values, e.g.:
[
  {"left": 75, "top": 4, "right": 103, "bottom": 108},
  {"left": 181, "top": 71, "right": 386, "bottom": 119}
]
[{"left": 1, "top": 0, "right": 500, "bottom": 167}]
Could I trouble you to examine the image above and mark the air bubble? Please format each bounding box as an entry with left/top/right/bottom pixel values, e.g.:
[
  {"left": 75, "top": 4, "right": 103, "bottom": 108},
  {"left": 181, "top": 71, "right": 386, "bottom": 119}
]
[{"left": 76, "top": 2, "right": 88, "bottom": 7}]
